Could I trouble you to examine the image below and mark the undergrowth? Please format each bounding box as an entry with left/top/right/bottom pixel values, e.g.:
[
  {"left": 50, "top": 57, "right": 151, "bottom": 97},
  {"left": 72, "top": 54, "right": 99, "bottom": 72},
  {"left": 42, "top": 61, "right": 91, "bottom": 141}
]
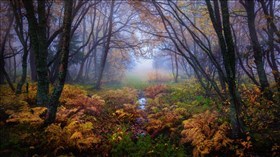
[{"left": 0, "top": 80, "right": 279, "bottom": 156}]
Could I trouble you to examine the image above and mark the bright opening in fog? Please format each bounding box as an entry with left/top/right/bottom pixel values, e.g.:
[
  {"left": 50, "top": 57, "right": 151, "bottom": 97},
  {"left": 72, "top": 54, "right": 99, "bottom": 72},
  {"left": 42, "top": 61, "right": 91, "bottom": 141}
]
[{"left": 126, "top": 58, "right": 153, "bottom": 81}]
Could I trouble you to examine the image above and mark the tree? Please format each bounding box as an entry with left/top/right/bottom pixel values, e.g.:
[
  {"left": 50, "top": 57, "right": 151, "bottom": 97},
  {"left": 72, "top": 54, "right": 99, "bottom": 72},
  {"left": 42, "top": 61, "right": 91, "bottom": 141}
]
[
  {"left": 152, "top": 0, "right": 244, "bottom": 137},
  {"left": 22, "top": 0, "right": 49, "bottom": 105},
  {"left": 45, "top": 0, "right": 73, "bottom": 124},
  {"left": 259, "top": 0, "right": 279, "bottom": 90},
  {"left": 0, "top": 2, "right": 15, "bottom": 91},
  {"left": 152, "top": 1, "right": 226, "bottom": 99},
  {"left": 10, "top": 0, "right": 29, "bottom": 94},
  {"left": 240, "top": 0, "right": 271, "bottom": 94},
  {"left": 206, "top": 0, "right": 243, "bottom": 137},
  {"left": 94, "top": 0, "right": 115, "bottom": 89}
]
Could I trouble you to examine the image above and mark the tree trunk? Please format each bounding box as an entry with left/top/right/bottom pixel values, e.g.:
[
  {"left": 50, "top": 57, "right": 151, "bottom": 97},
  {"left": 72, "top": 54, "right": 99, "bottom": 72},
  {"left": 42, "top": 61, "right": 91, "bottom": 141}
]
[
  {"left": 13, "top": 53, "right": 16, "bottom": 83},
  {"left": 206, "top": 0, "right": 244, "bottom": 138},
  {"left": 95, "top": 0, "right": 115, "bottom": 89},
  {"left": 174, "top": 53, "right": 179, "bottom": 83},
  {"left": 16, "top": 47, "right": 28, "bottom": 94},
  {"left": 0, "top": 53, "right": 5, "bottom": 84},
  {"left": 23, "top": 0, "right": 49, "bottom": 105},
  {"left": 45, "top": 0, "right": 73, "bottom": 124},
  {"left": 29, "top": 48, "right": 37, "bottom": 81},
  {"left": 244, "top": 1, "right": 270, "bottom": 92}
]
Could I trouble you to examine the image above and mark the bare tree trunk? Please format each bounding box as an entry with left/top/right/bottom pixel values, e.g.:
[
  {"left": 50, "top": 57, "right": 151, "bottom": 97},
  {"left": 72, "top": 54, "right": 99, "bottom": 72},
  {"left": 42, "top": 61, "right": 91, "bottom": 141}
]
[
  {"left": 23, "top": 0, "right": 49, "bottom": 105},
  {"left": 95, "top": 0, "right": 115, "bottom": 89},
  {"left": 242, "top": 1, "right": 270, "bottom": 93},
  {"left": 29, "top": 48, "right": 37, "bottom": 81},
  {"left": 13, "top": 52, "right": 16, "bottom": 83},
  {"left": 45, "top": 0, "right": 73, "bottom": 124},
  {"left": 206, "top": 0, "right": 244, "bottom": 138},
  {"left": 16, "top": 46, "right": 28, "bottom": 94}
]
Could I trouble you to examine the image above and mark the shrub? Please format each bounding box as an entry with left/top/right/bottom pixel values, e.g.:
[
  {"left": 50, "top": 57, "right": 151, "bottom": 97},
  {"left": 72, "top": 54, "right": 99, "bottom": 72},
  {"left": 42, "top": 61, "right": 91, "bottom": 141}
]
[
  {"left": 240, "top": 85, "right": 280, "bottom": 155},
  {"left": 181, "top": 110, "right": 232, "bottom": 156},
  {"left": 144, "top": 98, "right": 189, "bottom": 139},
  {"left": 144, "top": 84, "right": 169, "bottom": 99},
  {"left": 45, "top": 121, "right": 101, "bottom": 154},
  {"left": 114, "top": 104, "right": 143, "bottom": 123},
  {"left": 101, "top": 87, "right": 138, "bottom": 110}
]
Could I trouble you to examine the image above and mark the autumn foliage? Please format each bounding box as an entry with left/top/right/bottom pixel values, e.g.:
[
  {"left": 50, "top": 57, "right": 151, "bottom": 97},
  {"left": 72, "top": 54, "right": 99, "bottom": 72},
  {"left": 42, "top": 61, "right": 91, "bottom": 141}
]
[
  {"left": 181, "top": 110, "right": 233, "bottom": 156},
  {"left": 0, "top": 82, "right": 279, "bottom": 156}
]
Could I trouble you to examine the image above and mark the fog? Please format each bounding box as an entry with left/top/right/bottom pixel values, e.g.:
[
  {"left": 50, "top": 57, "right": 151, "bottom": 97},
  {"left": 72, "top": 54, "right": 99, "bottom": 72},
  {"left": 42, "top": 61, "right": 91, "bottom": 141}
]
[{"left": 126, "top": 58, "right": 153, "bottom": 81}]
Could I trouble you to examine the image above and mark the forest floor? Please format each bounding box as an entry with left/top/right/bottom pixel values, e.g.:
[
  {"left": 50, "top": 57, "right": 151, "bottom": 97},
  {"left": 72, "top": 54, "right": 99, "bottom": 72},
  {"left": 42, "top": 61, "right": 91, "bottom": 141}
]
[{"left": 0, "top": 80, "right": 279, "bottom": 156}]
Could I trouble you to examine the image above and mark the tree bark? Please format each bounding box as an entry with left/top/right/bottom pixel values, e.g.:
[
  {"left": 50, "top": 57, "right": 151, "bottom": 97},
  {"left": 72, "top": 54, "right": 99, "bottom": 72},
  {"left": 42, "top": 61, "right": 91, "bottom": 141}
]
[
  {"left": 23, "top": 0, "right": 49, "bottom": 105},
  {"left": 206, "top": 0, "right": 244, "bottom": 138},
  {"left": 243, "top": 1, "right": 270, "bottom": 92},
  {"left": 45, "top": 0, "right": 73, "bottom": 124},
  {"left": 29, "top": 48, "right": 37, "bottom": 81}
]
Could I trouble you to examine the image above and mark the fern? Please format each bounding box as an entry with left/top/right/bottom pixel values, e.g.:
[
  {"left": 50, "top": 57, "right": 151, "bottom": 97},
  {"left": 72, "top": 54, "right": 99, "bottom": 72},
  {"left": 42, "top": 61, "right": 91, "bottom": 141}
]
[{"left": 181, "top": 110, "right": 232, "bottom": 156}]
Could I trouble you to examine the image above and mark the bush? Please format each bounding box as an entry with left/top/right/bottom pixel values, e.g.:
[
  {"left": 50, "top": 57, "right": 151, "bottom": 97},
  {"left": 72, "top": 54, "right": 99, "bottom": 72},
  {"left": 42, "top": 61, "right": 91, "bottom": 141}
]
[
  {"left": 144, "top": 84, "right": 169, "bottom": 99},
  {"left": 181, "top": 110, "right": 233, "bottom": 156},
  {"left": 45, "top": 121, "right": 101, "bottom": 154},
  {"left": 240, "top": 85, "right": 280, "bottom": 155}
]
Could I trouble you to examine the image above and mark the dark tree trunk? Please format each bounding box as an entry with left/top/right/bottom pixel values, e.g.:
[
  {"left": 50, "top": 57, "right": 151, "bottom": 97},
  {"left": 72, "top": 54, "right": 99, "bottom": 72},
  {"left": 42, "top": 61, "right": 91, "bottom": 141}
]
[
  {"left": 0, "top": 53, "right": 5, "bottom": 84},
  {"left": 16, "top": 47, "right": 28, "bottom": 94},
  {"left": 23, "top": 0, "right": 49, "bottom": 105},
  {"left": 13, "top": 53, "right": 16, "bottom": 83},
  {"left": 243, "top": 1, "right": 270, "bottom": 92},
  {"left": 206, "top": 0, "right": 244, "bottom": 138},
  {"left": 50, "top": 56, "right": 60, "bottom": 83},
  {"left": 45, "top": 0, "right": 73, "bottom": 124},
  {"left": 29, "top": 48, "right": 37, "bottom": 81}
]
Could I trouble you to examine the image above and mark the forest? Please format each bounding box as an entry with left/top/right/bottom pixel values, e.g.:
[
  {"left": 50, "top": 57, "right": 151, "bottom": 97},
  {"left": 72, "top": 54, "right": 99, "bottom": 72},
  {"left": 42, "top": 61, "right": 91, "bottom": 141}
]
[{"left": 0, "top": 0, "right": 279, "bottom": 156}]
